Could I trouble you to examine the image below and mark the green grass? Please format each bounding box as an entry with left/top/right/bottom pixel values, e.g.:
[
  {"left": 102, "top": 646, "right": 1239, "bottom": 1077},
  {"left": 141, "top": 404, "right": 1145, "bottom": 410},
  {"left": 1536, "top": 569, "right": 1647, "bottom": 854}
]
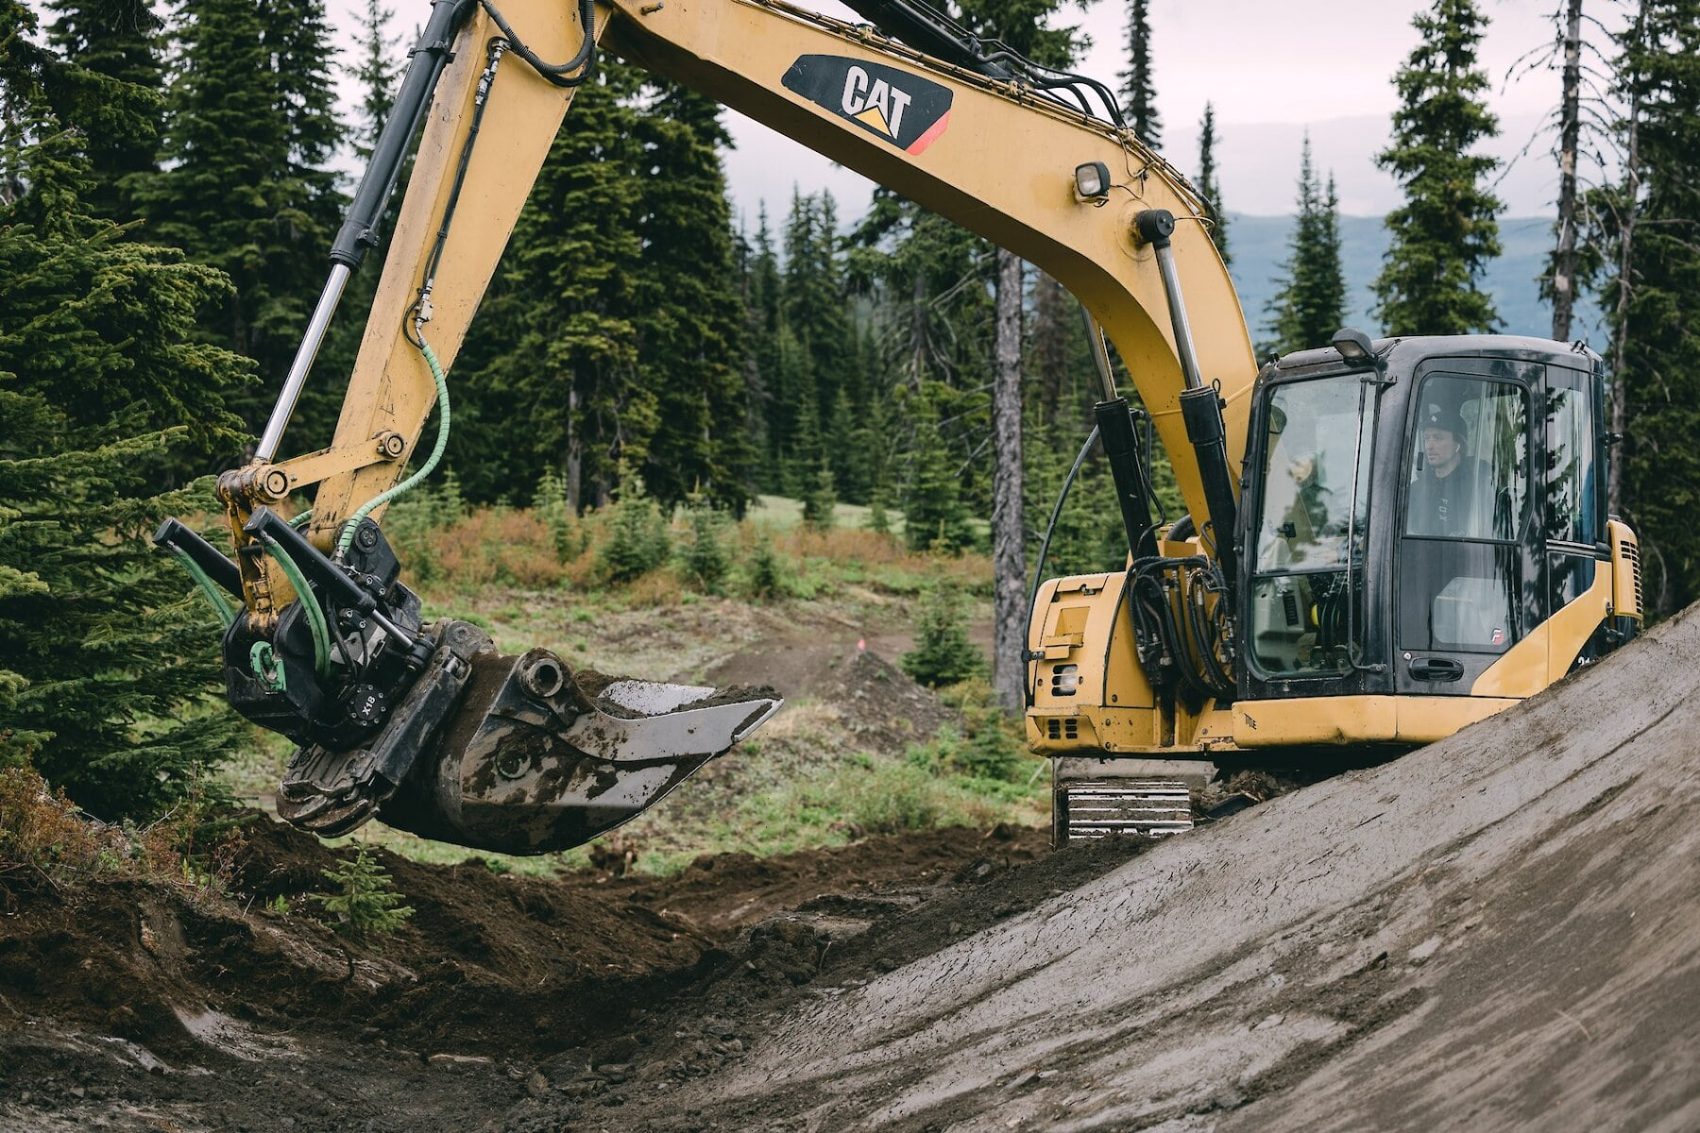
[{"left": 215, "top": 492, "right": 1018, "bottom": 878}]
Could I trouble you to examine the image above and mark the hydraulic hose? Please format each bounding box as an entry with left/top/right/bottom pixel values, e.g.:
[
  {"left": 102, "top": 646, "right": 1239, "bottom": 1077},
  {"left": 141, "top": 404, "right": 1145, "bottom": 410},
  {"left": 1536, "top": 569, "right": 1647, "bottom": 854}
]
[
  {"left": 1024, "top": 425, "right": 1101, "bottom": 708},
  {"left": 338, "top": 335, "right": 451, "bottom": 557},
  {"left": 479, "top": 0, "right": 596, "bottom": 86},
  {"left": 164, "top": 546, "right": 237, "bottom": 629},
  {"left": 254, "top": 538, "right": 333, "bottom": 680}
]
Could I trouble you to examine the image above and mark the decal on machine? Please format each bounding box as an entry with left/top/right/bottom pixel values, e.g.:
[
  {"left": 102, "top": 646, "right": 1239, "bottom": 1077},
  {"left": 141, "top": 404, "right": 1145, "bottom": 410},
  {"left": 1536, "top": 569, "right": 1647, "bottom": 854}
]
[{"left": 781, "top": 55, "right": 952, "bottom": 155}]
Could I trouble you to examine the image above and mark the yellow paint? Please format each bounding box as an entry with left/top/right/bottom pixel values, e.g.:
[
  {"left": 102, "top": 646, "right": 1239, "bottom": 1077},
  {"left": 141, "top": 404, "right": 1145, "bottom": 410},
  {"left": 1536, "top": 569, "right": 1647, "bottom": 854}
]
[
  {"left": 1232, "top": 695, "right": 1519, "bottom": 747},
  {"left": 271, "top": 0, "right": 1253, "bottom": 570},
  {"left": 1609, "top": 519, "right": 1643, "bottom": 622},
  {"left": 1471, "top": 560, "right": 1609, "bottom": 697},
  {"left": 853, "top": 104, "right": 891, "bottom": 135}
]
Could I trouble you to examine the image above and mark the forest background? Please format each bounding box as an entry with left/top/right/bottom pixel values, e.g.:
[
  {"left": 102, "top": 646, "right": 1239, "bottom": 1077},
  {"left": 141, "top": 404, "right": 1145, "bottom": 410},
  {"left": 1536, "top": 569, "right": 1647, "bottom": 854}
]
[{"left": 2, "top": 0, "right": 1696, "bottom": 827}]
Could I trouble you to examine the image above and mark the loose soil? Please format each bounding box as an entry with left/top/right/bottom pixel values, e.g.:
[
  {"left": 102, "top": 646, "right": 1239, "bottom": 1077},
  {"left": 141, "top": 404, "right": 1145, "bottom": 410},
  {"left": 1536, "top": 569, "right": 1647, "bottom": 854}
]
[{"left": 8, "top": 605, "right": 1700, "bottom": 1130}]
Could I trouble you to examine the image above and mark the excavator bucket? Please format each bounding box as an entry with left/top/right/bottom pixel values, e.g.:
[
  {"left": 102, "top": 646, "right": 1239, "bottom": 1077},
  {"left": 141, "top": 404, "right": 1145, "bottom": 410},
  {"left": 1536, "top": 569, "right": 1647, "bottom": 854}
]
[
  {"left": 275, "top": 620, "right": 781, "bottom": 854},
  {"left": 153, "top": 510, "right": 780, "bottom": 855}
]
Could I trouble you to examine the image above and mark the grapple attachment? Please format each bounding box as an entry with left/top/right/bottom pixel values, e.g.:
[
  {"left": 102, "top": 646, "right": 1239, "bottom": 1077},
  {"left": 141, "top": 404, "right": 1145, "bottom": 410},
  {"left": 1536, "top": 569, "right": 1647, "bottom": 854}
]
[
  {"left": 276, "top": 625, "right": 780, "bottom": 854},
  {"left": 378, "top": 649, "right": 780, "bottom": 853},
  {"left": 158, "top": 510, "right": 779, "bottom": 855}
]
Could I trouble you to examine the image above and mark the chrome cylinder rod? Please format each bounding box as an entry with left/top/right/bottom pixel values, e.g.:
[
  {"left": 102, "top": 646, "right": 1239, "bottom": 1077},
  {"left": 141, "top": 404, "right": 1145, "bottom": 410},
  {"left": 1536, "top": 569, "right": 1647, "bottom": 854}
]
[
  {"left": 255, "top": 264, "right": 351, "bottom": 464},
  {"left": 1081, "top": 308, "right": 1119, "bottom": 403}
]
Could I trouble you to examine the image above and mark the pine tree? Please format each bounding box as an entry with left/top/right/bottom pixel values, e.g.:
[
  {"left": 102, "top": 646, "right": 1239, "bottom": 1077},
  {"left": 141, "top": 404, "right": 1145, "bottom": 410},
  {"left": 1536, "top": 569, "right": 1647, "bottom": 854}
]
[
  {"left": 134, "top": 0, "right": 346, "bottom": 434},
  {"left": 44, "top": 0, "right": 165, "bottom": 222},
  {"left": 1266, "top": 136, "right": 1347, "bottom": 355},
  {"left": 902, "top": 389, "right": 974, "bottom": 552},
  {"left": 450, "top": 61, "right": 647, "bottom": 510},
  {"left": 1373, "top": 0, "right": 1503, "bottom": 336},
  {"left": 1119, "top": 0, "right": 1161, "bottom": 148},
  {"left": 744, "top": 206, "right": 784, "bottom": 490},
  {"left": 1196, "top": 101, "right": 1230, "bottom": 266},
  {"left": 0, "top": 96, "right": 249, "bottom": 819},
  {"left": 1592, "top": 0, "right": 1700, "bottom": 613},
  {"left": 348, "top": 0, "right": 401, "bottom": 159},
  {"left": 631, "top": 81, "right": 754, "bottom": 512},
  {"left": 781, "top": 189, "right": 852, "bottom": 493}
]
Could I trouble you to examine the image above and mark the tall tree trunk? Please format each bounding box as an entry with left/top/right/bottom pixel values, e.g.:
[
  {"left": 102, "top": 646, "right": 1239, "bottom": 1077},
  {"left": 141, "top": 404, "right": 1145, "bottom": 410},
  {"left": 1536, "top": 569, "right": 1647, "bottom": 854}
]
[
  {"left": 1608, "top": 2, "right": 1645, "bottom": 521},
  {"left": 991, "top": 248, "right": 1025, "bottom": 716},
  {"left": 1551, "top": 0, "right": 1584, "bottom": 341}
]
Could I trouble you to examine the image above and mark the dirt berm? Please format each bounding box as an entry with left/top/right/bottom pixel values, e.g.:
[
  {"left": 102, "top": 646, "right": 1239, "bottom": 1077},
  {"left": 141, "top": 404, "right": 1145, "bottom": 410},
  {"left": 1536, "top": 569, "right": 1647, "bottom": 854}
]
[{"left": 601, "top": 606, "right": 1700, "bottom": 1131}]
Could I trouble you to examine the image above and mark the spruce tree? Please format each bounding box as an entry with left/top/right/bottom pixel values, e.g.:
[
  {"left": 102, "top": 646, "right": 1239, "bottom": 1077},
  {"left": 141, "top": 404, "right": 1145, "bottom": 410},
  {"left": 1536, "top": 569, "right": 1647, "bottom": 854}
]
[
  {"left": 134, "top": 0, "right": 346, "bottom": 433},
  {"left": 44, "top": 0, "right": 165, "bottom": 221},
  {"left": 745, "top": 206, "right": 784, "bottom": 490},
  {"left": 1196, "top": 101, "right": 1229, "bottom": 266},
  {"left": 1119, "top": 0, "right": 1161, "bottom": 148},
  {"left": 0, "top": 88, "right": 248, "bottom": 819},
  {"left": 449, "top": 61, "right": 647, "bottom": 510},
  {"left": 1594, "top": 0, "right": 1700, "bottom": 613},
  {"left": 631, "top": 81, "right": 754, "bottom": 512},
  {"left": 1373, "top": 0, "right": 1503, "bottom": 336},
  {"left": 1266, "top": 136, "right": 1347, "bottom": 355},
  {"left": 348, "top": 0, "right": 401, "bottom": 159}
]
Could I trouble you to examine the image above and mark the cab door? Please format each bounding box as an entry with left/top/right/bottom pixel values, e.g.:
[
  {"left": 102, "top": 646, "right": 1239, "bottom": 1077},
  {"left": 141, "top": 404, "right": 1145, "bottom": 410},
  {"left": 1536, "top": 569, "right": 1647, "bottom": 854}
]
[
  {"left": 1543, "top": 362, "right": 1610, "bottom": 661},
  {"left": 1395, "top": 360, "right": 1542, "bottom": 695}
]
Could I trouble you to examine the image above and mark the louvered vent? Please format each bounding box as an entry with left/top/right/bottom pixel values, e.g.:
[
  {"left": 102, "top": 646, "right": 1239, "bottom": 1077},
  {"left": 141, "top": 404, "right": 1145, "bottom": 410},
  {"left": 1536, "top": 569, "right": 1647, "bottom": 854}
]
[
  {"left": 1043, "top": 718, "right": 1080, "bottom": 741},
  {"left": 1625, "top": 538, "right": 1643, "bottom": 610}
]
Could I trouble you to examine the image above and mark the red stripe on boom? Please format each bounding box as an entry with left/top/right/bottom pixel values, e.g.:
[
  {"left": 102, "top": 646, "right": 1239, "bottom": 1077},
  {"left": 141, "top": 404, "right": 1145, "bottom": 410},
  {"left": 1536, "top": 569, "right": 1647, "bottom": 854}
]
[{"left": 905, "top": 112, "right": 950, "bottom": 155}]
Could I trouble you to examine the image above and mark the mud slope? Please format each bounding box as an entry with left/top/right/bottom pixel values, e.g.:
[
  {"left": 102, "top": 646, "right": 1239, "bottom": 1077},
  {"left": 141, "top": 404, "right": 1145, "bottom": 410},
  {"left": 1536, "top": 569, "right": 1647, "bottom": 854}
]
[{"left": 662, "top": 609, "right": 1700, "bottom": 1131}]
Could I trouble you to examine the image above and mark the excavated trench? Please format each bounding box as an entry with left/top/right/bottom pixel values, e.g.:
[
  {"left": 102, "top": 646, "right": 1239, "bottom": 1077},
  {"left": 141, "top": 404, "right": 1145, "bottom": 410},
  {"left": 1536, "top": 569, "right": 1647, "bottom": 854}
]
[{"left": 4, "top": 606, "right": 1700, "bottom": 1132}]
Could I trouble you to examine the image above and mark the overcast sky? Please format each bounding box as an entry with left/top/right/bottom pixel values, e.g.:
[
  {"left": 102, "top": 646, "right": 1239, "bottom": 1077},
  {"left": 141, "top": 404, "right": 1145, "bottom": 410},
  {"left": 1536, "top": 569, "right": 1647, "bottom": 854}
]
[{"left": 322, "top": 0, "right": 1613, "bottom": 219}]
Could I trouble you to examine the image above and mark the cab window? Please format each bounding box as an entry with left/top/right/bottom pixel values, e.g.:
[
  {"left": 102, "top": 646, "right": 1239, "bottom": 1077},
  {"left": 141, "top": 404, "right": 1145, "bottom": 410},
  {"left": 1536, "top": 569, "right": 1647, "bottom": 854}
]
[{"left": 1403, "top": 375, "right": 1527, "bottom": 542}]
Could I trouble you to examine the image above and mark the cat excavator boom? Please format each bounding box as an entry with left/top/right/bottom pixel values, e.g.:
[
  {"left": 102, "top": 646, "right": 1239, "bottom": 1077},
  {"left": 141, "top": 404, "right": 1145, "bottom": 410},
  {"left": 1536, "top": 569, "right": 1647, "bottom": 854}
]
[{"left": 158, "top": 0, "right": 1641, "bottom": 853}]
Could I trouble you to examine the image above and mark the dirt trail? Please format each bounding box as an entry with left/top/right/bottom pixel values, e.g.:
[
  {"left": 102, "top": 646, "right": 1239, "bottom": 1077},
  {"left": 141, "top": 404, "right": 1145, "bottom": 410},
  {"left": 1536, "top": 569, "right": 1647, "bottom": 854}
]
[{"left": 581, "top": 605, "right": 1700, "bottom": 1131}]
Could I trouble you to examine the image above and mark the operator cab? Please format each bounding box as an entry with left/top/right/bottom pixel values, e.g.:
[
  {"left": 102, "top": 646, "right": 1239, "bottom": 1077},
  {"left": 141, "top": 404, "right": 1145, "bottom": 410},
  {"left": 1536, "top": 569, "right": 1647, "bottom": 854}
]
[{"left": 1241, "top": 333, "right": 1621, "bottom": 705}]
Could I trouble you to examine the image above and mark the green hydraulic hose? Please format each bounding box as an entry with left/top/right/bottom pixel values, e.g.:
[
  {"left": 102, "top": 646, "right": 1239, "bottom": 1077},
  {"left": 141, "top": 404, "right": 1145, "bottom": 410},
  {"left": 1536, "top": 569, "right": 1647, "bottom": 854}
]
[
  {"left": 165, "top": 546, "right": 237, "bottom": 629},
  {"left": 254, "top": 537, "right": 333, "bottom": 680},
  {"left": 337, "top": 333, "right": 450, "bottom": 557}
]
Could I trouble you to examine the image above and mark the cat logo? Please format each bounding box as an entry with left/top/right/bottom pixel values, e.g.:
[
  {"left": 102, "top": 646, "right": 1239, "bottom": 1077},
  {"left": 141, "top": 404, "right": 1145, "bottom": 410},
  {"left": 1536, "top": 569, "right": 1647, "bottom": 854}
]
[{"left": 781, "top": 55, "right": 953, "bottom": 155}]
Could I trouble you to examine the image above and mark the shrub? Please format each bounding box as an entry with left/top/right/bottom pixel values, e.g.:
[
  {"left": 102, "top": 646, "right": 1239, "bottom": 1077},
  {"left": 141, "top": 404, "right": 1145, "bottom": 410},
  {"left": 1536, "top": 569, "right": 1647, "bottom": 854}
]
[
  {"left": 743, "top": 536, "right": 787, "bottom": 600},
  {"left": 312, "top": 844, "right": 415, "bottom": 938},
  {"left": 678, "top": 502, "right": 730, "bottom": 594},
  {"left": 599, "top": 482, "right": 672, "bottom": 583},
  {"left": 939, "top": 678, "right": 1028, "bottom": 782},
  {"left": 901, "top": 582, "right": 985, "bottom": 687}
]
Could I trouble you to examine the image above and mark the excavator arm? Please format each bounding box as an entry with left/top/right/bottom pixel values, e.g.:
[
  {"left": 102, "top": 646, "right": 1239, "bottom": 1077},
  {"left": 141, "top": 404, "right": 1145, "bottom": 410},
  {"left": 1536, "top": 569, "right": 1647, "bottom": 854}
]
[{"left": 158, "top": 0, "right": 1257, "bottom": 854}]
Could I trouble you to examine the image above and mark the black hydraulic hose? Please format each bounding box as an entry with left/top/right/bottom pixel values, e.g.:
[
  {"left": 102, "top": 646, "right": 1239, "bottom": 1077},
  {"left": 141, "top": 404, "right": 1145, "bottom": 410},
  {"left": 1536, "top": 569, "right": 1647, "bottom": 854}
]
[
  {"left": 1023, "top": 425, "right": 1101, "bottom": 708},
  {"left": 479, "top": 0, "right": 596, "bottom": 87},
  {"left": 407, "top": 38, "right": 508, "bottom": 344},
  {"left": 331, "top": 0, "right": 479, "bottom": 269},
  {"left": 1183, "top": 564, "right": 1235, "bottom": 698}
]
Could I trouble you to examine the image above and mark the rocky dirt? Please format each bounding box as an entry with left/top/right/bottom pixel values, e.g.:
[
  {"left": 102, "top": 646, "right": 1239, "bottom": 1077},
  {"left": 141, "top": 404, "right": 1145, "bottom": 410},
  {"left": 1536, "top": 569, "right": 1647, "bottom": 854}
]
[{"left": 7, "top": 604, "right": 1700, "bottom": 1131}]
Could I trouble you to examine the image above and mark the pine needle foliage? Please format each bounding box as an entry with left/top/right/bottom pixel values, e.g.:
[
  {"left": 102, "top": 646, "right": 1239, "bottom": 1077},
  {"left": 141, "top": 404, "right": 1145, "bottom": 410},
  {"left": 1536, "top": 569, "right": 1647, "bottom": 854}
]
[
  {"left": 1265, "top": 136, "right": 1347, "bottom": 356},
  {"left": 0, "top": 109, "right": 248, "bottom": 819},
  {"left": 313, "top": 844, "right": 414, "bottom": 938},
  {"left": 1373, "top": 0, "right": 1503, "bottom": 336}
]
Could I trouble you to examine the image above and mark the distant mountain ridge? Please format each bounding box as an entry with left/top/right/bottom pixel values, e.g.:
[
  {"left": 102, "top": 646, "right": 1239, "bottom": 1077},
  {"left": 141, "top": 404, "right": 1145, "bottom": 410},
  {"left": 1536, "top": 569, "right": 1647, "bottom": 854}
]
[{"left": 1226, "top": 212, "right": 1607, "bottom": 348}]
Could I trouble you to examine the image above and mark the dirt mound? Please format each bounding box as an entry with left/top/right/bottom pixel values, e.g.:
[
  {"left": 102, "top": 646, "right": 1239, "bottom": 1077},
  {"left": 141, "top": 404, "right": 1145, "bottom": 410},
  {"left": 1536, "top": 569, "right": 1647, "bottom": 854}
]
[
  {"left": 0, "top": 815, "right": 1072, "bottom": 1132},
  {"left": 594, "top": 608, "right": 1700, "bottom": 1131},
  {"left": 707, "top": 643, "right": 955, "bottom": 754}
]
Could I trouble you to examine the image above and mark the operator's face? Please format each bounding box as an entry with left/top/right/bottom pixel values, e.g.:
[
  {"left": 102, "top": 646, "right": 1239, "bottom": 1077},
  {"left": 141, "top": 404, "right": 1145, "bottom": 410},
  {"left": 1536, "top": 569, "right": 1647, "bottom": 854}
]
[{"left": 1423, "top": 427, "right": 1461, "bottom": 474}]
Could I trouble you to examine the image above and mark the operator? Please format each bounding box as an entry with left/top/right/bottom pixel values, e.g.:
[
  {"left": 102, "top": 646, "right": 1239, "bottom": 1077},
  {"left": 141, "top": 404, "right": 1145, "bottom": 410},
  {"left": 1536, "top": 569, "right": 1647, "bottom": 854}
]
[{"left": 1407, "top": 404, "right": 1480, "bottom": 538}]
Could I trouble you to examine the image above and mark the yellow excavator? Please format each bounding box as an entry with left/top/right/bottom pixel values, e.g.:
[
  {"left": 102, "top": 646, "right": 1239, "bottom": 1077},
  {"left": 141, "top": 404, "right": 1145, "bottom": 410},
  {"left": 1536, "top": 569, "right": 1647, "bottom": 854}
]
[{"left": 157, "top": 0, "right": 1642, "bottom": 853}]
